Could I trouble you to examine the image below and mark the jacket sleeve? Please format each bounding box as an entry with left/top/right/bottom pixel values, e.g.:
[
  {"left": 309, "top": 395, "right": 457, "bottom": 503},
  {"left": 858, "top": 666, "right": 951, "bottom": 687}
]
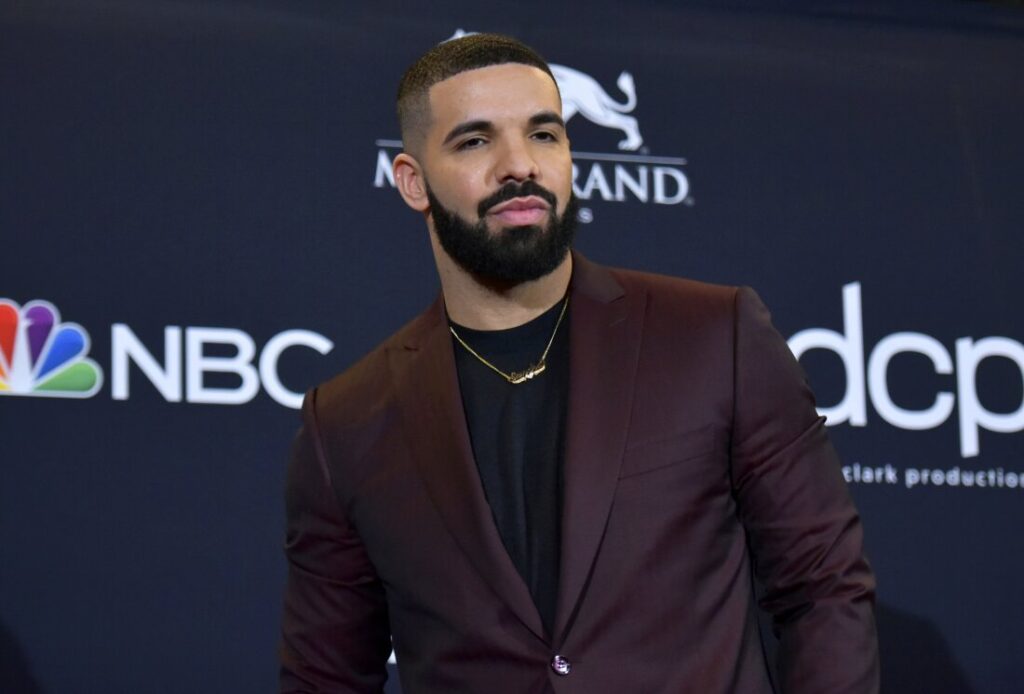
[
  {"left": 279, "top": 389, "right": 391, "bottom": 693},
  {"left": 729, "top": 287, "right": 879, "bottom": 694}
]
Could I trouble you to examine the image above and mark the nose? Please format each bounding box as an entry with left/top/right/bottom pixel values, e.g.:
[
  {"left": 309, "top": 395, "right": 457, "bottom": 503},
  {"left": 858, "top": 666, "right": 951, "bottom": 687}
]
[{"left": 494, "top": 135, "right": 539, "bottom": 184}]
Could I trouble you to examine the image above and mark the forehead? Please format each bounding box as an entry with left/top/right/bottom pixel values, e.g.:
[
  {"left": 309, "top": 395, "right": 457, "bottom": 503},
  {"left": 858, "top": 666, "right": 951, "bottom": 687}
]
[{"left": 426, "top": 63, "right": 562, "bottom": 132}]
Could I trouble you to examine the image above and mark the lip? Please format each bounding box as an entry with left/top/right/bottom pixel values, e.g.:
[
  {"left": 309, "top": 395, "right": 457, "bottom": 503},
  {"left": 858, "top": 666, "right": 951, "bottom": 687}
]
[
  {"left": 487, "top": 196, "right": 551, "bottom": 215},
  {"left": 486, "top": 196, "right": 551, "bottom": 226}
]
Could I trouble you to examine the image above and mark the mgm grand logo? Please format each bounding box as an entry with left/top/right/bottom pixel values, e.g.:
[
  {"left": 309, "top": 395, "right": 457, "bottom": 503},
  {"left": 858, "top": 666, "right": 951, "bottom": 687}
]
[{"left": 373, "top": 32, "right": 692, "bottom": 219}]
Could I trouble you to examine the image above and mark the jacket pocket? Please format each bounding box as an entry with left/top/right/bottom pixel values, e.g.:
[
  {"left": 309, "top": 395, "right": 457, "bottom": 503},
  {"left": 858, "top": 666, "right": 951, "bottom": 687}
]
[{"left": 618, "top": 424, "right": 719, "bottom": 479}]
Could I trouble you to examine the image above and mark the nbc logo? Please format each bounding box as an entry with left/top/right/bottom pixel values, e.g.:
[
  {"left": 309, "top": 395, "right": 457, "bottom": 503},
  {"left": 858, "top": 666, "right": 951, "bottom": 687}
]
[{"left": 0, "top": 299, "right": 103, "bottom": 398}]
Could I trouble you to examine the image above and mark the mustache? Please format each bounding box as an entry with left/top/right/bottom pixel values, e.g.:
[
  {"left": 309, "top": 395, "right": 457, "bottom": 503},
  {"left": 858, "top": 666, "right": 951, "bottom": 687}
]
[{"left": 477, "top": 180, "right": 558, "bottom": 219}]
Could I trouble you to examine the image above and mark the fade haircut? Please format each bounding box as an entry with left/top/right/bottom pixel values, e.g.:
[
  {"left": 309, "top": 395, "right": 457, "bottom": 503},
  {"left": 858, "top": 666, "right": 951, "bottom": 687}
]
[{"left": 396, "top": 33, "right": 558, "bottom": 155}]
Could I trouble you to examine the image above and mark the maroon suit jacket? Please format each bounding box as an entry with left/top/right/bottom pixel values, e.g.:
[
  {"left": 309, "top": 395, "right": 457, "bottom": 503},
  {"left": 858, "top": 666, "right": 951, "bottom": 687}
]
[{"left": 280, "top": 253, "right": 879, "bottom": 693}]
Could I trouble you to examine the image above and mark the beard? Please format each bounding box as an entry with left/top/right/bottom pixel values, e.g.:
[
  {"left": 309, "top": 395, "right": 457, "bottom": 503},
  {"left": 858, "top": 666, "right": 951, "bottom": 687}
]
[{"left": 426, "top": 179, "right": 579, "bottom": 286}]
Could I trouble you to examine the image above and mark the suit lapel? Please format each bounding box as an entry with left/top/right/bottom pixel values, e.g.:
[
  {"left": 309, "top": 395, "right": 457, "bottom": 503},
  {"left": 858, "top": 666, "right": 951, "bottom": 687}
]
[
  {"left": 389, "top": 298, "right": 547, "bottom": 642},
  {"left": 554, "top": 253, "right": 646, "bottom": 645}
]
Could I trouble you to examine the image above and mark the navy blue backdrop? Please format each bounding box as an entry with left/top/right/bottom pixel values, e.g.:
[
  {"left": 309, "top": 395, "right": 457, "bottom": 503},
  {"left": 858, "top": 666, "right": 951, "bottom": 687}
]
[{"left": 2, "top": 1, "right": 1022, "bottom": 692}]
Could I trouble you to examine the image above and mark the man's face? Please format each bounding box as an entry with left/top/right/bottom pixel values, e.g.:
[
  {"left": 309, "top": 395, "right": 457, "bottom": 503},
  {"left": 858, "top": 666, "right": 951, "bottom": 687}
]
[{"left": 418, "top": 63, "right": 577, "bottom": 284}]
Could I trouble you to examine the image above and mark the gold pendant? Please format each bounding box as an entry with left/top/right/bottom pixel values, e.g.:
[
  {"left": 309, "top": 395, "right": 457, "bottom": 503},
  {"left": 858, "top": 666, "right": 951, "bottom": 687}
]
[{"left": 508, "top": 362, "right": 545, "bottom": 384}]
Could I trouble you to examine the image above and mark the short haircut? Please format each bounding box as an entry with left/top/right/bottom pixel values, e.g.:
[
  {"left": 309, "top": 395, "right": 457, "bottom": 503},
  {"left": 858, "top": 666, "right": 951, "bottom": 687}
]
[{"left": 396, "top": 33, "right": 558, "bottom": 154}]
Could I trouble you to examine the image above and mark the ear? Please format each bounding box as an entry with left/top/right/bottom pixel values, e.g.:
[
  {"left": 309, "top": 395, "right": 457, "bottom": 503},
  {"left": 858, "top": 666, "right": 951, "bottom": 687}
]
[{"left": 393, "top": 153, "right": 430, "bottom": 213}]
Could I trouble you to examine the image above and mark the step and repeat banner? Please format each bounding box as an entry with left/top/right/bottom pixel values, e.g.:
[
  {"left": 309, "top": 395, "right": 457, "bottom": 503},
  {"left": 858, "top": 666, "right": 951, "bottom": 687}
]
[{"left": 3, "top": 2, "right": 1021, "bottom": 692}]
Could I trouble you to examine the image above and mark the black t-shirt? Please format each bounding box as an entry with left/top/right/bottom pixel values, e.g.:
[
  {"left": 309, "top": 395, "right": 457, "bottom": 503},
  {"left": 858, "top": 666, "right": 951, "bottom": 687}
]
[{"left": 449, "top": 299, "right": 570, "bottom": 634}]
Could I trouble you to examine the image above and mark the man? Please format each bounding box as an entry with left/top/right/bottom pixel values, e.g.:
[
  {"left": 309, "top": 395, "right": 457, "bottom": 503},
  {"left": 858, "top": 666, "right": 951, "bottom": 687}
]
[{"left": 280, "top": 33, "right": 879, "bottom": 693}]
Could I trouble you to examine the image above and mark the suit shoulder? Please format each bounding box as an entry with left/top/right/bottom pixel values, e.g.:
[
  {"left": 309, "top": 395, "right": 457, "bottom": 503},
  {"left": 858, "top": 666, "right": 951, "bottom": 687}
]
[
  {"left": 608, "top": 265, "right": 741, "bottom": 322},
  {"left": 311, "top": 302, "right": 436, "bottom": 423}
]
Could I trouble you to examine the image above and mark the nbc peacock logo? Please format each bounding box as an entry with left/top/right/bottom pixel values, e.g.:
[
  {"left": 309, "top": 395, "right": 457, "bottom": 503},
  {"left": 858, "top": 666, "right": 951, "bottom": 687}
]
[{"left": 0, "top": 299, "right": 103, "bottom": 398}]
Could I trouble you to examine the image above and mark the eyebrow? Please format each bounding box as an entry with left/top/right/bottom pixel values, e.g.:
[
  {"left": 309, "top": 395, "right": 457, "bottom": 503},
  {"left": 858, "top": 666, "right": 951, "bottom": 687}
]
[
  {"left": 529, "top": 111, "right": 565, "bottom": 130},
  {"left": 441, "top": 111, "right": 567, "bottom": 147},
  {"left": 442, "top": 119, "right": 493, "bottom": 147}
]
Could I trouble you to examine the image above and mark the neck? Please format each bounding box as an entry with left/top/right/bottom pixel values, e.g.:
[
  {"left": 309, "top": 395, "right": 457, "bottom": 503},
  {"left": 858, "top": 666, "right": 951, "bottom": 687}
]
[{"left": 432, "top": 241, "right": 573, "bottom": 331}]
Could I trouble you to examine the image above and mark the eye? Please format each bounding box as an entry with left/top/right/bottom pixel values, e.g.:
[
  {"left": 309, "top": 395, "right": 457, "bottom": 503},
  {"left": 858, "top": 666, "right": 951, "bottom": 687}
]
[
  {"left": 532, "top": 130, "right": 558, "bottom": 142},
  {"left": 457, "top": 136, "right": 487, "bottom": 150}
]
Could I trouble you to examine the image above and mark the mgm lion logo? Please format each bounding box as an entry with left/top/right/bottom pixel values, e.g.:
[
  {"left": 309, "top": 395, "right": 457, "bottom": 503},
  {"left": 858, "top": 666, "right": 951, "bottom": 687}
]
[
  {"left": 550, "top": 66, "right": 642, "bottom": 151},
  {"left": 448, "top": 30, "right": 644, "bottom": 151}
]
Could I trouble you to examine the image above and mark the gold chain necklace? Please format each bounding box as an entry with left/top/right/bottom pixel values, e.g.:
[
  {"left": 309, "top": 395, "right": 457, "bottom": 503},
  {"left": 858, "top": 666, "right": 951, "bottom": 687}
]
[{"left": 449, "top": 296, "right": 570, "bottom": 384}]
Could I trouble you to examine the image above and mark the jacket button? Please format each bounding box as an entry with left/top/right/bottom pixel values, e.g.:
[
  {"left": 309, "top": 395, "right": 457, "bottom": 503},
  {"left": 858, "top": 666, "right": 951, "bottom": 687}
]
[{"left": 551, "top": 654, "right": 572, "bottom": 676}]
